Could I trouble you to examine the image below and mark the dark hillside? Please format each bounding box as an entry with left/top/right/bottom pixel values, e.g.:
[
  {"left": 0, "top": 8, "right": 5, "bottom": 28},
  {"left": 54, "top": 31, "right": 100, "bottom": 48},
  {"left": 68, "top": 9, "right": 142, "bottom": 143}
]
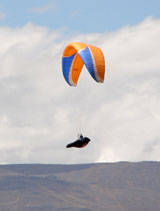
[{"left": 0, "top": 162, "right": 160, "bottom": 211}]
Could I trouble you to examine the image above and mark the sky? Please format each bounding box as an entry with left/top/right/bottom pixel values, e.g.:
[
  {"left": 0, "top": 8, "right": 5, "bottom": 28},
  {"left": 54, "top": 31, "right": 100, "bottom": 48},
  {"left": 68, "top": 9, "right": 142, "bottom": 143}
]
[{"left": 0, "top": 0, "right": 160, "bottom": 164}]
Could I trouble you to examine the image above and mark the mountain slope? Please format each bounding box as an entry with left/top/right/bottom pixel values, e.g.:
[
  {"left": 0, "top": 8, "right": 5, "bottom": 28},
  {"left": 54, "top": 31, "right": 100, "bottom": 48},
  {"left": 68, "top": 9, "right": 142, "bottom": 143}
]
[{"left": 0, "top": 162, "right": 160, "bottom": 211}]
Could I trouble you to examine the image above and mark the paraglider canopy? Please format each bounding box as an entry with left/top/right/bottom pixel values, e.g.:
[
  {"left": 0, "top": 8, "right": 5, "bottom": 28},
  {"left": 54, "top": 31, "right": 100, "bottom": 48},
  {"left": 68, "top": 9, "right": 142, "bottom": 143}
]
[{"left": 62, "top": 42, "right": 105, "bottom": 86}]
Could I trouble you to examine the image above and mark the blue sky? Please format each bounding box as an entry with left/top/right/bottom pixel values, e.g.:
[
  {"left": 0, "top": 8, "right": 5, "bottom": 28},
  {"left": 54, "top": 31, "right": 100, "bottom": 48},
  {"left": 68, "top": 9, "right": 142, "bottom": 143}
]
[{"left": 0, "top": 0, "right": 160, "bottom": 32}]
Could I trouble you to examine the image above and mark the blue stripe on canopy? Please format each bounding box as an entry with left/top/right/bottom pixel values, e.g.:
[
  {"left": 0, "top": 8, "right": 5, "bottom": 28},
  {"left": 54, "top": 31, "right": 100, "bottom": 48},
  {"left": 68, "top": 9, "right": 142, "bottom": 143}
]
[
  {"left": 62, "top": 54, "right": 76, "bottom": 86},
  {"left": 79, "top": 47, "right": 97, "bottom": 82}
]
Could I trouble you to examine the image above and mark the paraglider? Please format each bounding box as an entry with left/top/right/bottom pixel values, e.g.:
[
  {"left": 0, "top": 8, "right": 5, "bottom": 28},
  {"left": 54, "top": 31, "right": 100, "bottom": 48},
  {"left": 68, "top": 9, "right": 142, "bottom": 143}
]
[
  {"left": 62, "top": 42, "right": 105, "bottom": 149},
  {"left": 62, "top": 42, "right": 105, "bottom": 86},
  {"left": 66, "top": 134, "right": 91, "bottom": 148}
]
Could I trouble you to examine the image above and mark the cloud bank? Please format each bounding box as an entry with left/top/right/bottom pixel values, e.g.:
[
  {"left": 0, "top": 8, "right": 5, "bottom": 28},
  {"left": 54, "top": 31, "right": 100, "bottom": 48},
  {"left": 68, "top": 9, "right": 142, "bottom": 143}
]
[{"left": 0, "top": 17, "right": 160, "bottom": 164}]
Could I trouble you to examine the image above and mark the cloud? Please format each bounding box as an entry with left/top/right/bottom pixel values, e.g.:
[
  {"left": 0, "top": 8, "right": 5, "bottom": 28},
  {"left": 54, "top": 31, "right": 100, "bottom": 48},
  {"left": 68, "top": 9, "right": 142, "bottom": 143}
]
[
  {"left": 71, "top": 9, "right": 81, "bottom": 17},
  {"left": 0, "top": 12, "right": 6, "bottom": 20},
  {"left": 31, "top": 4, "right": 56, "bottom": 14},
  {"left": 0, "top": 17, "right": 160, "bottom": 164}
]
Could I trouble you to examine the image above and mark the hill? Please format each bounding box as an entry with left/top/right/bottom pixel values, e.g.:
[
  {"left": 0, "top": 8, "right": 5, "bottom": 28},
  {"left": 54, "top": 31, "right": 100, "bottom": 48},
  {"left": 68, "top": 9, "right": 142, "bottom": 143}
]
[{"left": 0, "top": 162, "right": 160, "bottom": 211}]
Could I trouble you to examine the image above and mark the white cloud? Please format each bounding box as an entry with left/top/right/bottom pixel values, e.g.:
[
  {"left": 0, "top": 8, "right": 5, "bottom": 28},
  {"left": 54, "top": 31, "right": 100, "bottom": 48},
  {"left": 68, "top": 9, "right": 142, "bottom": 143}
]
[
  {"left": 31, "top": 4, "right": 56, "bottom": 14},
  {"left": 0, "top": 17, "right": 160, "bottom": 164},
  {"left": 0, "top": 12, "right": 5, "bottom": 20},
  {"left": 72, "top": 9, "right": 81, "bottom": 17}
]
